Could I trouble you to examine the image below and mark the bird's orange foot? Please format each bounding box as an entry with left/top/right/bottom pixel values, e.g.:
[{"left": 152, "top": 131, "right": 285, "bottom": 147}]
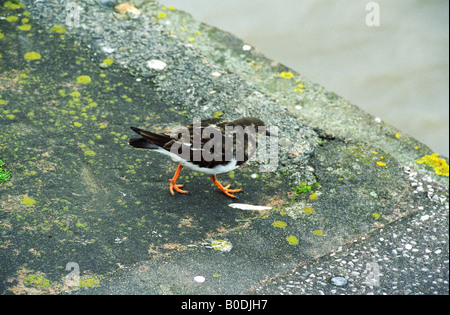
[
  {"left": 211, "top": 176, "right": 242, "bottom": 199},
  {"left": 169, "top": 179, "right": 188, "bottom": 195},
  {"left": 169, "top": 163, "right": 189, "bottom": 196}
]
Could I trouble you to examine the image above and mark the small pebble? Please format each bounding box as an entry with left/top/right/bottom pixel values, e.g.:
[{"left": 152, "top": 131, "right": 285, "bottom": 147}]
[{"left": 330, "top": 276, "right": 347, "bottom": 287}]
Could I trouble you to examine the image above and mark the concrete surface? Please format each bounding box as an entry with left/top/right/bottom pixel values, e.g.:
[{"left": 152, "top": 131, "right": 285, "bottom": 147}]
[{"left": 0, "top": 0, "right": 448, "bottom": 295}]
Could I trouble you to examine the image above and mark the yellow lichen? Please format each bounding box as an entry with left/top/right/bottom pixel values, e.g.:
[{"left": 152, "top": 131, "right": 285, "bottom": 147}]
[
  {"left": 76, "top": 75, "right": 91, "bottom": 84},
  {"left": 312, "top": 230, "right": 323, "bottom": 236},
  {"left": 157, "top": 12, "right": 167, "bottom": 19},
  {"left": 0, "top": 32, "right": 4, "bottom": 39},
  {"left": 377, "top": 161, "right": 386, "bottom": 167},
  {"left": 280, "top": 72, "right": 294, "bottom": 79},
  {"left": 272, "top": 221, "right": 287, "bottom": 229},
  {"left": 372, "top": 213, "right": 380, "bottom": 220},
  {"left": 4, "top": 1, "right": 25, "bottom": 10},
  {"left": 103, "top": 58, "right": 114, "bottom": 66},
  {"left": 309, "top": 193, "right": 318, "bottom": 200},
  {"left": 416, "top": 153, "right": 449, "bottom": 177},
  {"left": 21, "top": 196, "right": 36, "bottom": 207},
  {"left": 303, "top": 207, "right": 314, "bottom": 215},
  {"left": 17, "top": 24, "right": 31, "bottom": 31},
  {"left": 211, "top": 240, "right": 233, "bottom": 252},
  {"left": 6, "top": 16, "right": 19, "bottom": 22},
  {"left": 50, "top": 25, "right": 67, "bottom": 34},
  {"left": 24, "top": 52, "right": 41, "bottom": 60},
  {"left": 84, "top": 150, "right": 96, "bottom": 157},
  {"left": 294, "top": 83, "right": 305, "bottom": 92},
  {"left": 286, "top": 235, "right": 299, "bottom": 245}
]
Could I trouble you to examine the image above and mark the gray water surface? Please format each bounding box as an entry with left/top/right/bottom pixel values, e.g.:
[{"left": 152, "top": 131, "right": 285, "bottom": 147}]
[{"left": 159, "top": 0, "right": 449, "bottom": 156}]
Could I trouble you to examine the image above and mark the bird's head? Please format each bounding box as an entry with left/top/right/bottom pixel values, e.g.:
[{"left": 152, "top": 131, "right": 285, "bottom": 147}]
[{"left": 232, "top": 117, "right": 276, "bottom": 137}]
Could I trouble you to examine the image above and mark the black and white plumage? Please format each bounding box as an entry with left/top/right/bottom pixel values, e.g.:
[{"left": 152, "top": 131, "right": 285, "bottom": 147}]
[{"left": 128, "top": 117, "right": 272, "bottom": 198}]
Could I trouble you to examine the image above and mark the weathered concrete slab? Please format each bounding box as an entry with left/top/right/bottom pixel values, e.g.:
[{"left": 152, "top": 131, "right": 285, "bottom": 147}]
[{"left": 0, "top": 0, "right": 448, "bottom": 295}]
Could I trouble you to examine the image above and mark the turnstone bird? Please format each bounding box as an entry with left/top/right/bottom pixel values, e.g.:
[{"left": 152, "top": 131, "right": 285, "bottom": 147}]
[{"left": 129, "top": 117, "right": 273, "bottom": 198}]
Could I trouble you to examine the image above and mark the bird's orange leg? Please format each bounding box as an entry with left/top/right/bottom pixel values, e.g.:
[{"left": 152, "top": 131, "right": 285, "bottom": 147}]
[
  {"left": 210, "top": 175, "right": 242, "bottom": 199},
  {"left": 169, "top": 164, "right": 188, "bottom": 195}
]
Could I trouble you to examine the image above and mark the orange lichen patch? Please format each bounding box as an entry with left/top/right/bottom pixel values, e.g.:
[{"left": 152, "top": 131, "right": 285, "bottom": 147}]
[
  {"left": 416, "top": 154, "right": 449, "bottom": 177},
  {"left": 115, "top": 3, "right": 140, "bottom": 15}
]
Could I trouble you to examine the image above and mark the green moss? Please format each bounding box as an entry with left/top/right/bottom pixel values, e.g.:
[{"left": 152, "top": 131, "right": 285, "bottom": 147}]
[
  {"left": 294, "top": 181, "right": 320, "bottom": 195},
  {"left": 79, "top": 277, "right": 100, "bottom": 288},
  {"left": 0, "top": 160, "right": 11, "bottom": 183},
  {"left": 23, "top": 273, "right": 51, "bottom": 289}
]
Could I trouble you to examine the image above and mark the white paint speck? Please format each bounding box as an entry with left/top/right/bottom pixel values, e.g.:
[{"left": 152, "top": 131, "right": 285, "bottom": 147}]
[
  {"left": 405, "top": 244, "right": 413, "bottom": 250},
  {"left": 420, "top": 214, "right": 430, "bottom": 221},
  {"left": 374, "top": 117, "right": 382, "bottom": 123},
  {"left": 251, "top": 173, "right": 258, "bottom": 179},
  {"left": 229, "top": 203, "right": 272, "bottom": 211},
  {"left": 242, "top": 44, "right": 252, "bottom": 51},
  {"left": 211, "top": 71, "right": 221, "bottom": 77},
  {"left": 194, "top": 276, "right": 205, "bottom": 283},
  {"left": 147, "top": 59, "right": 167, "bottom": 71},
  {"left": 102, "top": 47, "right": 115, "bottom": 54}
]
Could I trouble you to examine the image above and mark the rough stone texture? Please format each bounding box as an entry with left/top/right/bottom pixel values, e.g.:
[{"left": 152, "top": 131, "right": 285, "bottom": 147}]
[{"left": 0, "top": 0, "right": 448, "bottom": 295}]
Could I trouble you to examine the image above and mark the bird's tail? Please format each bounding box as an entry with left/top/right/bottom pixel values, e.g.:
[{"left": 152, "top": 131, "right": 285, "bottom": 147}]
[{"left": 129, "top": 126, "right": 172, "bottom": 149}]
